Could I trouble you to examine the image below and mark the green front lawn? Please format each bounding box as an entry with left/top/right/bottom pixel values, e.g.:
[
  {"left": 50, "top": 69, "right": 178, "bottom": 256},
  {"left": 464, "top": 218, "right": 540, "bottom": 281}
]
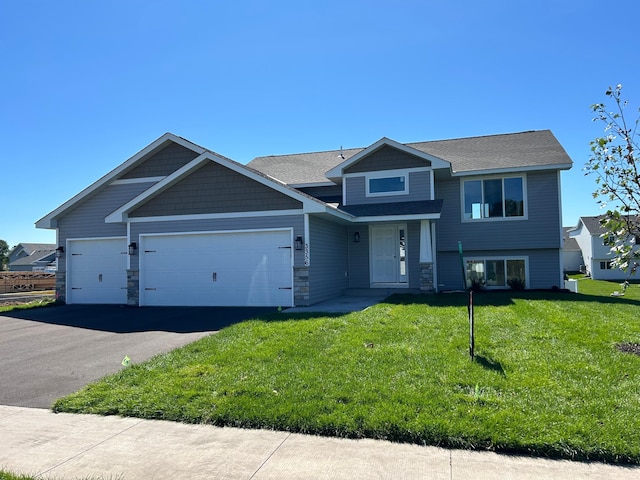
[{"left": 53, "top": 281, "right": 640, "bottom": 464}]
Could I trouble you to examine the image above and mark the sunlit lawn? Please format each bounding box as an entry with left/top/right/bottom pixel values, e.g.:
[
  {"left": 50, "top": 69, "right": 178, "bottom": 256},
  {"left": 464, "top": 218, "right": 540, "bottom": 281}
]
[{"left": 52, "top": 281, "right": 640, "bottom": 464}]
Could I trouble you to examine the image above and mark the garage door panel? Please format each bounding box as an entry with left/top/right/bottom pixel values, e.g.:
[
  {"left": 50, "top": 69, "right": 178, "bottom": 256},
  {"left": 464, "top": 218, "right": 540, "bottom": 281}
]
[
  {"left": 141, "top": 230, "right": 293, "bottom": 307},
  {"left": 68, "top": 238, "right": 128, "bottom": 304}
]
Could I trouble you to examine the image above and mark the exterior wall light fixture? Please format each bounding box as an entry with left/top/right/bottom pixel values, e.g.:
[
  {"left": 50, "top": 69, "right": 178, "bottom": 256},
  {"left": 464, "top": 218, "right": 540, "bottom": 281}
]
[
  {"left": 55, "top": 246, "right": 64, "bottom": 258},
  {"left": 128, "top": 242, "right": 137, "bottom": 255},
  {"left": 295, "top": 236, "right": 303, "bottom": 250},
  {"left": 354, "top": 232, "right": 360, "bottom": 243}
]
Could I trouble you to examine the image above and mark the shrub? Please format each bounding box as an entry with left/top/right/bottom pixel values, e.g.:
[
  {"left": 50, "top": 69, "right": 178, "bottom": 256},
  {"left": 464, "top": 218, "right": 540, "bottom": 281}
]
[{"left": 507, "top": 277, "right": 526, "bottom": 291}]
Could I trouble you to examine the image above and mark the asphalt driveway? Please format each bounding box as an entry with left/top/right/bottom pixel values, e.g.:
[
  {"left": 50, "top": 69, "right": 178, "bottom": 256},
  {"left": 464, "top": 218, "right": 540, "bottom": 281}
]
[{"left": 0, "top": 304, "right": 274, "bottom": 408}]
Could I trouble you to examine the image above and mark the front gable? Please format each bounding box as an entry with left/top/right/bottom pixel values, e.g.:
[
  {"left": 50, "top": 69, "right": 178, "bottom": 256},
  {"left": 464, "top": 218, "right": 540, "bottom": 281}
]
[
  {"left": 106, "top": 151, "right": 345, "bottom": 224},
  {"left": 36, "top": 133, "right": 206, "bottom": 229},
  {"left": 326, "top": 137, "right": 450, "bottom": 182},
  {"left": 129, "top": 160, "right": 302, "bottom": 218},
  {"left": 120, "top": 142, "right": 201, "bottom": 179},
  {"left": 343, "top": 144, "right": 432, "bottom": 174}
]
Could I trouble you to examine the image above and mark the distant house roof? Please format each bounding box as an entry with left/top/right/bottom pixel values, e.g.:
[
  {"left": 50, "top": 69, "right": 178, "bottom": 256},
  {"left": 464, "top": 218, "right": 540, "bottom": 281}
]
[
  {"left": 575, "top": 215, "right": 607, "bottom": 235},
  {"left": 12, "top": 243, "right": 56, "bottom": 255},
  {"left": 562, "top": 227, "right": 580, "bottom": 250},
  {"left": 9, "top": 248, "right": 56, "bottom": 268},
  {"left": 248, "top": 130, "right": 573, "bottom": 185}
]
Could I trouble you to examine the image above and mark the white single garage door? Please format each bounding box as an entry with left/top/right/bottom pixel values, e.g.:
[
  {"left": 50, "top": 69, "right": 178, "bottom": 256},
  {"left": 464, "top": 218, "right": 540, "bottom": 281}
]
[
  {"left": 67, "top": 238, "right": 128, "bottom": 304},
  {"left": 140, "top": 230, "right": 293, "bottom": 307}
]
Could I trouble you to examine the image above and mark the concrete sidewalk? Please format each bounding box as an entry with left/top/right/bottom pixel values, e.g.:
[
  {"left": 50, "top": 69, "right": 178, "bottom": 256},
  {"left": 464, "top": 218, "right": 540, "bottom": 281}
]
[{"left": 1, "top": 405, "right": 638, "bottom": 479}]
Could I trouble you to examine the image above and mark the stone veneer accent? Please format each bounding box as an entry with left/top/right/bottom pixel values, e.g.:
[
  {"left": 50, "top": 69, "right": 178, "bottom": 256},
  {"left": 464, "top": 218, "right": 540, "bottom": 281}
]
[
  {"left": 127, "top": 269, "right": 140, "bottom": 306},
  {"left": 55, "top": 271, "right": 66, "bottom": 303},
  {"left": 294, "top": 266, "right": 310, "bottom": 306},
  {"left": 419, "top": 262, "right": 434, "bottom": 292}
]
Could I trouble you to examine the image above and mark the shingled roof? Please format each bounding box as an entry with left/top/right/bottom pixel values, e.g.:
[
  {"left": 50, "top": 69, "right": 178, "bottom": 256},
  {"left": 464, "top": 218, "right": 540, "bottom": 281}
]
[
  {"left": 577, "top": 215, "right": 607, "bottom": 235},
  {"left": 248, "top": 130, "right": 572, "bottom": 185}
]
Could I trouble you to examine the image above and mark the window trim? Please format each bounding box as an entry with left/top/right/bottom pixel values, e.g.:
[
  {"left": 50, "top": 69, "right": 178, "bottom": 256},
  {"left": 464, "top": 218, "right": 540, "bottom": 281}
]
[
  {"left": 365, "top": 171, "right": 409, "bottom": 197},
  {"left": 460, "top": 174, "right": 528, "bottom": 222},
  {"left": 464, "top": 256, "right": 529, "bottom": 290}
]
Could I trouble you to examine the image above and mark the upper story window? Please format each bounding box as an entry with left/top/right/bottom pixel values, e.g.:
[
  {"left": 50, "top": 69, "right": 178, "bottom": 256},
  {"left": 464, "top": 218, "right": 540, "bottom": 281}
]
[
  {"left": 366, "top": 173, "right": 408, "bottom": 197},
  {"left": 463, "top": 176, "right": 525, "bottom": 220}
]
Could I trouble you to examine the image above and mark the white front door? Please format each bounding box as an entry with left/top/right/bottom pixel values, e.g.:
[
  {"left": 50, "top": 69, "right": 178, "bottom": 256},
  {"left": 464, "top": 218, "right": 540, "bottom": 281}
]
[{"left": 371, "top": 225, "right": 407, "bottom": 284}]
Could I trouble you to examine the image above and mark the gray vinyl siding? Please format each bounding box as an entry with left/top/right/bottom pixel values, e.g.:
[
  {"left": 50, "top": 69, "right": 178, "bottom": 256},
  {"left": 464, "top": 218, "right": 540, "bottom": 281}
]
[
  {"left": 131, "top": 161, "right": 302, "bottom": 217},
  {"left": 308, "top": 216, "right": 349, "bottom": 304},
  {"left": 345, "top": 171, "right": 430, "bottom": 205},
  {"left": 344, "top": 145, "right": 430, "bottom": 173},
  {"left": 57, "top": 182, "right": 156, "bottom": 272},
  {"left": 436, "top": 249, "right": 562, "bottom": 291},
  {"left": 129, "top": 215, "right": 305, "bottom": 270},
  {"left": 435, "top": 171, "right": 562, "bottom": 253},
  {"left": 348, "top": 226, "right": 369, "bottom": 288},
  {"left": 121, "top": 143, "right": 200, "bottom": 179},
  {"left": 434, "top": 170, "right": 563, "bottom": 291}
]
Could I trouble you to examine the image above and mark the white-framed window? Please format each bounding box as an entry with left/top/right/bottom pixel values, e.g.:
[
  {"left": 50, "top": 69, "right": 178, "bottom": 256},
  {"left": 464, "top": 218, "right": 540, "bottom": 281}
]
[
  {"left": 465, "top": 257, "right": 528, "bottom": 289},
  {"left": 600, "top": 260, "right": 613, "bottom": 270},
  {"left": 366, "top": 172, "right": 408, "bottom": 197},
  {"left": 462, "top": 175, "right": 526, "bottom": 220}
]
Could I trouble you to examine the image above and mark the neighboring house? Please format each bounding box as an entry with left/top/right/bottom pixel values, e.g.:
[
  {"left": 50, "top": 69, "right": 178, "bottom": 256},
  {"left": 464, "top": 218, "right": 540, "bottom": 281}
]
[
  {"left": 8, "top": 243, "right": 56, "bottom": 272},
  {"left": 568, "top": 215, "right": 638, "bottom": 280},
  {"left": 562, "top": 227, "right": 583, "bottom": 273},
  {"left": 36, "top": 130, "right": 572, "bottom": 307}
]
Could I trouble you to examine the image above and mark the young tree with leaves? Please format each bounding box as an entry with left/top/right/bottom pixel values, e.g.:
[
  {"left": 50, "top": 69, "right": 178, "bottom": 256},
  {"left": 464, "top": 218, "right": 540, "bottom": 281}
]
[
  {"left": 0, "top": 240, "right": 9, "bottom": 270},
  {"left": 585, "top": 84, "right": 640, "bottom": 274}
]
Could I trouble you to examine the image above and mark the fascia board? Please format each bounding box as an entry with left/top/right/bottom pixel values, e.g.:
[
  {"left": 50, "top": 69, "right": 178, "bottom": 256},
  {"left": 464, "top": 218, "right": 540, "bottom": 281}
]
[
  {"left": 289, "top": 181, "right": 338, "bottom": 188},
  {"left": 36, "top": 133, "right": 205, "bottom": 229},
  {"left": 352, "top": 213, "right": 442, "bottom": 223},
  {"left": 451, "top": 163, "right": 573, "bottom": 177}
]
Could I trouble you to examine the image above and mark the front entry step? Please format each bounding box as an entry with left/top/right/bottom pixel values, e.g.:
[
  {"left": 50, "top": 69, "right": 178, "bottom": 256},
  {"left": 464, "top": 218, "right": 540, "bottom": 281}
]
[{"left": 343, "top": 288, "right": 421, "bottom": 297}]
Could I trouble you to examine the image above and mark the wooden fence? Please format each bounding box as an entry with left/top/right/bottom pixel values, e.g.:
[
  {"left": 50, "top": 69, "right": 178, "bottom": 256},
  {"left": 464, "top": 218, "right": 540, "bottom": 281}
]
[{"left": 0, "top": 272, "right": 56, "bottom": 294}]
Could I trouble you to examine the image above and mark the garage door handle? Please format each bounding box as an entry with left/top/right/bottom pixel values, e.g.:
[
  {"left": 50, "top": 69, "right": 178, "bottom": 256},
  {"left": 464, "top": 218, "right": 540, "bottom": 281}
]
[
  {"left": 212, "top": 272, "right": 217, "bottom": 282},
  {"left": 279, "top": 287, "right": 292, "bottom": 290}
]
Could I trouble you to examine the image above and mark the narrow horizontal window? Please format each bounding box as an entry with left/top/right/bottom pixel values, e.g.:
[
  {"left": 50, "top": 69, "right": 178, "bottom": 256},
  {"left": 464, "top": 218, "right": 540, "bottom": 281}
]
[
  {"left": 365, "top": 174, "right": 409, "bottom": 197},
  {"left": 369, "top": 176, "right": 405, "bottom": 194}
]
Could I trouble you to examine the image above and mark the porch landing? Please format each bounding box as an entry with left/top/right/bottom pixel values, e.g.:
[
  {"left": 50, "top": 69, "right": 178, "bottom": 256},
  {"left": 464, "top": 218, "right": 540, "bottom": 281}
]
[{"left": 285, "top": 289, "right": 421, "bottom": 313}]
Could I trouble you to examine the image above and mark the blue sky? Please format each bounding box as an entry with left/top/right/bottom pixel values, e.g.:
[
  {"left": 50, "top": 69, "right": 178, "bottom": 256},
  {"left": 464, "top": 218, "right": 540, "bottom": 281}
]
[{"left": 2, "top": 0, "right": 639, "bottom": 249}]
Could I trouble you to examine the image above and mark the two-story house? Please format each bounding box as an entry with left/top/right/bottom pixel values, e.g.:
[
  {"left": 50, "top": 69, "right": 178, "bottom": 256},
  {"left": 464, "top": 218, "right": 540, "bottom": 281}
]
[
  {"left": 36, "top": 130, "right": 572, "bottom": 306},
  {"left": 569, "top": 215, "right": 639, "bottom": 280}
]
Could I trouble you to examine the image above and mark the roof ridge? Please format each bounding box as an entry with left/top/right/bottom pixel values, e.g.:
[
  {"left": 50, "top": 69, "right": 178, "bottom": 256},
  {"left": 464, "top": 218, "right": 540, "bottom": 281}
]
[
  {"left": 253, "top": 146, "right": 364, "bottom": 160},
  {"left": 406, "top": 130, "right": 549, "bottom": 146},
  {"left": 252, "top": 130, "right": 551, "bottom": 159}
]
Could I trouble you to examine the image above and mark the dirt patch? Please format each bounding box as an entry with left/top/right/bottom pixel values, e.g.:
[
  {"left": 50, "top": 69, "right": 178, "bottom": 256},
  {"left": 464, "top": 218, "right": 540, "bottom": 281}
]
[{"left": 616, "top": 342, "right": 640, "bottom": 356}]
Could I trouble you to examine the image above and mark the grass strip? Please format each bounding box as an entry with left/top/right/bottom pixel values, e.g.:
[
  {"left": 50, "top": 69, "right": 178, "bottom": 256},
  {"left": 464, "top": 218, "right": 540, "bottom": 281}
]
[{"left": 53, "top": 285, "right": 640, "bottom": 464}]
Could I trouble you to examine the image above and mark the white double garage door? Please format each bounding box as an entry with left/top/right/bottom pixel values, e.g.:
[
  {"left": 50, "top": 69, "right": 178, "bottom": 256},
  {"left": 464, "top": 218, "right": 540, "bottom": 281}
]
[{"left": 66, "top": 230, "right": 294, "bottom": 307}]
